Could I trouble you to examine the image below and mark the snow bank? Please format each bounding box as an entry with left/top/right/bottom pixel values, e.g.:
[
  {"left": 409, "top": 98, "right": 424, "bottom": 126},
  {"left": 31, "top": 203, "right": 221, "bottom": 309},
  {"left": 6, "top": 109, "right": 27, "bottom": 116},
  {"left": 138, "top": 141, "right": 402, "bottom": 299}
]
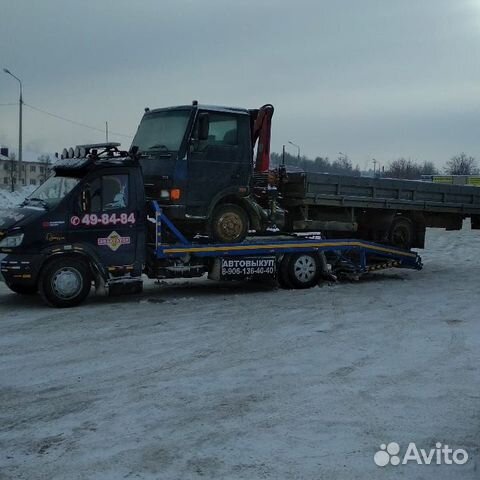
[{"left": 0, "top": 187, "right": 35, "bottom": 209}]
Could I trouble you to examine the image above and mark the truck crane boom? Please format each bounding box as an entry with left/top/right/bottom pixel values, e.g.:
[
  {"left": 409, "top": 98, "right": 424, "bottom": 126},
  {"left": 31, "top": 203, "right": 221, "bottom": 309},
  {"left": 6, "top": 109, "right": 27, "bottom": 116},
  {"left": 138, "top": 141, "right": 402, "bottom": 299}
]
[{"left": 251, "top": 104, "right": 274, "bottom": 173}]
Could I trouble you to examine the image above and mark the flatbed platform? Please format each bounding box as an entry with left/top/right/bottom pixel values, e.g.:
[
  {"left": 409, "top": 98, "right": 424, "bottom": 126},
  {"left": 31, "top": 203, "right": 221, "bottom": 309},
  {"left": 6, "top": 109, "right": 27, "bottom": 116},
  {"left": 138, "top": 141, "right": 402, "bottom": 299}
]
[{"left": 152, "top": 203, "right": 423, "bottom": 277}]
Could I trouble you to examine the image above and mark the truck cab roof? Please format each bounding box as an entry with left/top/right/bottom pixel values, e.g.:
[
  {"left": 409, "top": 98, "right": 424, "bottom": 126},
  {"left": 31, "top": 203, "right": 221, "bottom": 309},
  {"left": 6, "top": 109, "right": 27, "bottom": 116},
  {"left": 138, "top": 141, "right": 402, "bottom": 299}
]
[
  {"left": 145, "top": 104, "right": 251, "bottom": 116},
  {"left": 53, "top": 147, "right": 136, "bottom": 175}
]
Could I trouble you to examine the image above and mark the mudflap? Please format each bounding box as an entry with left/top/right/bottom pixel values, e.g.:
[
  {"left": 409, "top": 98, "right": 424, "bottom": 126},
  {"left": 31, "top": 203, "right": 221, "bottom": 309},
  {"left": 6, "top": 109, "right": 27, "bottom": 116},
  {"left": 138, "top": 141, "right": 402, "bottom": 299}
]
[{"left": 109, "top": 279, "right": 143, "bottom": 296}]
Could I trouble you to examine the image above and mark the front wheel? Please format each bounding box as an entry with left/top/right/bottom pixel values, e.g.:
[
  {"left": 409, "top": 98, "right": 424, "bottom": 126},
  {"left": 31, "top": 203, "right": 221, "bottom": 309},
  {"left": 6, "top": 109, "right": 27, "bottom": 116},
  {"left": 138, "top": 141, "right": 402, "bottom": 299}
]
[
  {"left": 211, "top": 203, "right": 249, "bottom": 243},
  {"left": 39, "top": 257, "right": 92, "bottom": 308}
]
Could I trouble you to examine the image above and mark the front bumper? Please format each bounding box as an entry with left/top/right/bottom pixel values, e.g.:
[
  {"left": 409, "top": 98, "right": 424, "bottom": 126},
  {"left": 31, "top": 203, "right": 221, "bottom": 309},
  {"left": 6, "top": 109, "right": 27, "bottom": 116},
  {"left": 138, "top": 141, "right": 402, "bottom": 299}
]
[
  {"left": 0, "top": 253, "right": 45, "bottom": 286},
  {"left": 161, "top": 204, "right": 187, "bottom": 220}
]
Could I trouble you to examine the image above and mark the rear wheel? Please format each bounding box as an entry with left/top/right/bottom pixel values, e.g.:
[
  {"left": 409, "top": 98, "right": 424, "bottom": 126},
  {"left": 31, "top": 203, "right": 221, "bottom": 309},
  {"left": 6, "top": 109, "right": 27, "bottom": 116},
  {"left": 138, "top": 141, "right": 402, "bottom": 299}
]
[
  {"left": 39, "top": 257, "right": 92, "bottom": 308},
  {"left": 389, "top": 217, "right": 414, "bottom": 250},
  {"left": 5, "top": 281, "right": 37, "bottom": 295},
  {"left": 211, "top": 203, "right": 249, "bottom": 243},
  {"left": 286, "top": 253, "right": 322, "bottom": 289}
]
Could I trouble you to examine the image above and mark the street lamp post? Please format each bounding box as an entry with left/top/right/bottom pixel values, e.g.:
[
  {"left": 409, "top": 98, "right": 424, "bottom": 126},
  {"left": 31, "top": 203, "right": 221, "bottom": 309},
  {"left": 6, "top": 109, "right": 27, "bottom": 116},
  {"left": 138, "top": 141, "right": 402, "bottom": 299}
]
[
  {"left": 3, "top": 68, "right": 23, "bottom": 187},
  {"left": 288, "top": 140, "right": 300, "bottom": 162}
]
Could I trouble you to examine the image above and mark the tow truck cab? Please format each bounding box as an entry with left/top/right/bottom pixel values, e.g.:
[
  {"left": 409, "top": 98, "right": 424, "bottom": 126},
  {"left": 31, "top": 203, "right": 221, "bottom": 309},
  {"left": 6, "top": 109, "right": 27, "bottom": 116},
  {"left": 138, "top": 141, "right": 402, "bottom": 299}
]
[{"left": 0, "top": 146, "right": 146, "bottom": 306}]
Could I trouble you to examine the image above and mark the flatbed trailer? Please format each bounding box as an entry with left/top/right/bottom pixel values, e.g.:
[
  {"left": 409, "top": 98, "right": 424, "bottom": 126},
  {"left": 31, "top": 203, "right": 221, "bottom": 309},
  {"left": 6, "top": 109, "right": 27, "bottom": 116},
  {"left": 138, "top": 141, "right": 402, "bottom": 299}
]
[
  {"left": 280, "top": 171, "right": 480, "bottom": 248},
  {"left": 283, "top": 171, "right": 480, "bottom": 214}
]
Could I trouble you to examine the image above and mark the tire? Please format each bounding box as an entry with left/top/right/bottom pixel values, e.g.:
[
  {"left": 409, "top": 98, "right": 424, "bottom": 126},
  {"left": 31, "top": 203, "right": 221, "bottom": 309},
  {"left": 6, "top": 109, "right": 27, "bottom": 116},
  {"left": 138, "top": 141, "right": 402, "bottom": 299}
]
[
  {"left": 5, "top": 281, "right": 37, "bottom": 295},
  {"left": 389, "top": 217, "right": 414, "bottom": 250},
  {"left": 277, "top": 255, "right": 294, "bottom": 289},
  {"left": 39, "top": 257, "right": 92, "bottom": 308},
  {"left": 286, "top": 253, "right": 322, "bottom": 289},
  {"left": 211, "top": 203, "right": 249, "bottom": 243}
]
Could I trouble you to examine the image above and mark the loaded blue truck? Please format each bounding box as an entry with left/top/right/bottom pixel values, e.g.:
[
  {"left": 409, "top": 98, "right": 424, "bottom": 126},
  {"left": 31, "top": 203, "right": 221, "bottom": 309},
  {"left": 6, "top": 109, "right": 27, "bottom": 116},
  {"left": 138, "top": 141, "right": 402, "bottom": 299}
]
[{"left": 0, "top": 102, "right": 479, "bottom": 307}]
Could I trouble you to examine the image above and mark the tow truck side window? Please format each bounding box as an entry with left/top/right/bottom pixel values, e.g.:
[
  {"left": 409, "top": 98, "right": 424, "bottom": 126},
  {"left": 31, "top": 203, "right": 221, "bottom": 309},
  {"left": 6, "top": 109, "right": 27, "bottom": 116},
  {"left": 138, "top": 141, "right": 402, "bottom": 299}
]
[{"left": 81, "top": 174, "right": 129, "bottom": 213}]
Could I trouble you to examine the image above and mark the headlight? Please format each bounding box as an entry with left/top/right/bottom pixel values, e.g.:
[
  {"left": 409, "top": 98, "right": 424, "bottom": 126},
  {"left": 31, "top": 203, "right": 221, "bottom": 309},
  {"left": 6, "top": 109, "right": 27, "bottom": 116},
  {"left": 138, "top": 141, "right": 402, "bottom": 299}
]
[
  {"left": 0, "top": 233, "right": 24, "bottom": 248},
  {"left": 160, "top": 189, "right": 170, "bottom": 199}
]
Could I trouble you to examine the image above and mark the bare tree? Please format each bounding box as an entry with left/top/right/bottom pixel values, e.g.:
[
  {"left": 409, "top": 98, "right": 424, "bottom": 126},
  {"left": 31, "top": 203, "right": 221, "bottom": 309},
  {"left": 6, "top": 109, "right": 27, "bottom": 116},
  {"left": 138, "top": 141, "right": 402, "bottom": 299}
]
[
  {"left": 445, "top": 153, "right": 479, "bottom": 175},
  {"left": 37, "top": 154, "right": 52, "bottom": 184},
  {"left": 6, "top": 152, "right": 17, "bottom": 192},
  {"left": 270, "top": 152, "right": 359, "bottom": 176},
  {"left": 385, "top": 158, "right": 418, "bottom": 179},
  {"left": 384, "top": 158, "right": 439, "bottom": 179},
  {"left": 313, "top": 156, "right": 330, "bottom": 171},
  {"left": 331, "top": 154, "right": 354, "bottom": 174},
  {"left": 420, "top": 161, "right": 439, "bottom": 176}
]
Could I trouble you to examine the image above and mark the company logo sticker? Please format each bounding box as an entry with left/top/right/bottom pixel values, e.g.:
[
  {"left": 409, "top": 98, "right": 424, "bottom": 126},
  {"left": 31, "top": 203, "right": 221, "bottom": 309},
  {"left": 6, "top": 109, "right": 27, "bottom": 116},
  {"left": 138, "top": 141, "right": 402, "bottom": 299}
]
[
  {"left": 97, "top": 231, "right": 130, "bottom": 251},
  {"left": 42, "top": 220, "right": 65, "bottom": 228},
  {"left": 46, "top": 233, "right": 66, "bottom": 242}
]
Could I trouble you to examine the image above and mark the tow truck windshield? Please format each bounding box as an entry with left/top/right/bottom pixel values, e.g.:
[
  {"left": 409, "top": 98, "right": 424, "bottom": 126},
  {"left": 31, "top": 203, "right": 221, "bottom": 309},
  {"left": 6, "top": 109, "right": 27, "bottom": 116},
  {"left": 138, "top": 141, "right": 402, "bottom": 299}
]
[
  {"left": 131, "top": 109, "right": 191, "bottom": 153},
  {"left": 23, "top": 175, "right": 80, "bottom": 209}
]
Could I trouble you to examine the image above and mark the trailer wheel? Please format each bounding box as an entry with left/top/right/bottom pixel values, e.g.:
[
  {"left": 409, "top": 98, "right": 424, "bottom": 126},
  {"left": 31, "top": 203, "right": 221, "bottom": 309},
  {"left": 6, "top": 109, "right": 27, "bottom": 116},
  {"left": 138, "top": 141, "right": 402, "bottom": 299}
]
[
  {"left": 389, "top": 217, "right": 414, "bottom": 250},
  {"left": 211, "top": 203, "right": 249, "bottom": 243},
  {"left": 5, "top": 281, "right": 37, "bottom": 295},
  {"left": 39, "top": 257, "right": 92, "bottom": 308},
  {"left": 287, "top": 253, "right": 321, "bottom": 289}
]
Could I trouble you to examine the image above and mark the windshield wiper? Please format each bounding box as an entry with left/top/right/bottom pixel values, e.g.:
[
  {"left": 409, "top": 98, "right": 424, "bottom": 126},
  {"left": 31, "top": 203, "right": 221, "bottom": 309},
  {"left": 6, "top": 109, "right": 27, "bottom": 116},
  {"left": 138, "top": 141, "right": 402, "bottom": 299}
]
[
  {"left": 23, "top": 197, "right": 50, "bottom": 210},
  {"left": 141, "top": 145, "right": 172, "bottom": 158}
]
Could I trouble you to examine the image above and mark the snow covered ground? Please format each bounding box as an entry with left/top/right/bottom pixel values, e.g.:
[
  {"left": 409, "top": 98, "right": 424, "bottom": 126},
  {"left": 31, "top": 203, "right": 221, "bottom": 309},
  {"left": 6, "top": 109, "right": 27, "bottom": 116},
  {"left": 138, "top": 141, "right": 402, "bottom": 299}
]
[{"left": 0, "top": 225, "right": 479, "bottom": 479}]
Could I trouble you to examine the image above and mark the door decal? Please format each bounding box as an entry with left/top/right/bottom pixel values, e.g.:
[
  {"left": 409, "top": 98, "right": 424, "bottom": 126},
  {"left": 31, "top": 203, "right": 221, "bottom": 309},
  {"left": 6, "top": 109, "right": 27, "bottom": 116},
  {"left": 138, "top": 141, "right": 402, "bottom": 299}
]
[{"left": 97, "top": 231, "right": 131, "bottom": 251}]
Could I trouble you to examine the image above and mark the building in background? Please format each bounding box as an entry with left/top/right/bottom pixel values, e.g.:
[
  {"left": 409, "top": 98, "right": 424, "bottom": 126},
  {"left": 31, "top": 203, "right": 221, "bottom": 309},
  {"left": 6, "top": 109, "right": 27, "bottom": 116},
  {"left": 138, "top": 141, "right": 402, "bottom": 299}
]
[{"left": 0, "top": 147, "right": 54, "bottom": 190}]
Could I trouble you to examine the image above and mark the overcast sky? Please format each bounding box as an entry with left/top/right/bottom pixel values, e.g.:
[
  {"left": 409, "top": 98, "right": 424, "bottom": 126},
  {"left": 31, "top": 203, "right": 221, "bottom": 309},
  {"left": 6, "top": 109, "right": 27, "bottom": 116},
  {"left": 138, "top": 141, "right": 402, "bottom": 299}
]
[{"left": 2, "top": 0, "right": 480, "bottom": 170}]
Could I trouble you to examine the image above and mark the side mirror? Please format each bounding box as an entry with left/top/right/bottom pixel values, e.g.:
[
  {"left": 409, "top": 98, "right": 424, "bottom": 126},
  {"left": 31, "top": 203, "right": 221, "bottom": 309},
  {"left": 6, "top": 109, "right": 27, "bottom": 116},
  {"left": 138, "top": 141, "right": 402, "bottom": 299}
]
[
  {"left": 80, "top": 186, "right": 91, "bottom": 213},
  {"left": 198, "top": 112, "right": 209, "bottom": 141}
]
